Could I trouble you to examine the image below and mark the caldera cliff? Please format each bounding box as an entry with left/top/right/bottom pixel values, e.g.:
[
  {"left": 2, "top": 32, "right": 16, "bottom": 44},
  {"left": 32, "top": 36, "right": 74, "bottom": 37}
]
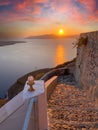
[{"left": 75, "top": 31, "right": 98, "bottom": 90}]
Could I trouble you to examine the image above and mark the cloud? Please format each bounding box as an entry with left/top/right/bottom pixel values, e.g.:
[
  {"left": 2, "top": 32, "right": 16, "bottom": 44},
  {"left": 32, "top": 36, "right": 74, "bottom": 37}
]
[
  {"left": 0, "top": 1, "right": 11, "bottom": 6},
  {"left": 0, "top": 0, "right": 98, "bottom": 25},
  {"left": 50, "top": 0, "right": 72, "bottom": 14},
  {"left": 35, "top": 0, "right": 48, "bottom": 3},
  {"left": 16, "top": 0, "right": 48, "bottom": 10},
  {"left": 77, "top": 0, "right": 98, "bottom": 23},
  {"left": 0, "top": 11, "right": 50, "bottom": 24},
  {"left": 78, "top": 0, "right": 96, "bottom": 12}
]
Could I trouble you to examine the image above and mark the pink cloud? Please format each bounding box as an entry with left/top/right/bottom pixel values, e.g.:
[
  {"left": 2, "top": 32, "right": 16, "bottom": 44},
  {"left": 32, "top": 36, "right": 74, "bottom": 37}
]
[
  {"left": 89, "top": 16, "right": 98, "bottom": 22},
  {"left": 49, "top": 0, "right": 98, "bottom": 25},
  {"left": 16, "top": 0, "right": 48, "bottom": 10},
  {"left": 15, "top": 0, "right": 43, "bottom": 15},
  {"left": 0, "top": 10, "right": 50, "bottom": 24},
  {"left": 77, "top": 0, "right": 98, "bottom": 24},
  {"left": 88, "top": 11, "right": 98, "bottom": 23},
  {"left": 78, "top": 0, "right": 96, "bottom": 12},
  {"left": 35, "top": 0, "right": 48, "bottom": 3},
  {"left": 70, "top": 7, "right": 86, "bottom": 24},
  {"left": 0, "top": 0, "right": 98, "bottom": 25},
  {"left": 70, "top": 6, "right": 98, "bottom": 25},
  {"left": 17, "top": 1, "right": 26, "bottom": 10},
  {"left": 50, "top": 0, "right": 72, "bottom": 13},
  {"left": 50, "top": 0, "right": 86, "bottom": 24},
  {"left": 0, "top": 1, "right": 11, "bottom": 6},
  {"left": 32, "top": 5, "right": 41, "bottom": 15}
]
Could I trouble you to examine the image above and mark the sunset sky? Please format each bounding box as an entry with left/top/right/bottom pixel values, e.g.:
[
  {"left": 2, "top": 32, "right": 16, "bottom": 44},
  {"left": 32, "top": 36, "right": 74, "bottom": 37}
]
[{"left": 0, "top": 0, "right": 98, "bottom": 38}]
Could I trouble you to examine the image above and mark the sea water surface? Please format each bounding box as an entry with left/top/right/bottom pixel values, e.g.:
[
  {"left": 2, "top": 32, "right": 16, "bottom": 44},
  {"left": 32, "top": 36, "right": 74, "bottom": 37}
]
[{"left": 0, "top": 38, "right": 77, "bottom": 98}]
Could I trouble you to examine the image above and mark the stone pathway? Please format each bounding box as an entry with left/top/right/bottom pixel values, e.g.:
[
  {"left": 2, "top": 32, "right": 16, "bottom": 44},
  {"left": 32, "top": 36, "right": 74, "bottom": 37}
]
[
  {"left": 58, "top": 75, "right": 76, "bottom": 86},
  {"left": 48, "top": 84, "right": 98, "bottom": 130}
]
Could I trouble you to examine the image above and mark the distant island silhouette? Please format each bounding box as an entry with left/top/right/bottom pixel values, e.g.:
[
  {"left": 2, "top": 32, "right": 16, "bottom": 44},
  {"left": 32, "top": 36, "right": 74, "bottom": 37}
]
[
  {"left": 0, "top": 41, "right": 26, "bottom": 47},
  {"left": 27, "top": 34, "right": 78, "bottom": 39},
  {"left": 0, "top": 34, "right": 78, "bottom": 47}
]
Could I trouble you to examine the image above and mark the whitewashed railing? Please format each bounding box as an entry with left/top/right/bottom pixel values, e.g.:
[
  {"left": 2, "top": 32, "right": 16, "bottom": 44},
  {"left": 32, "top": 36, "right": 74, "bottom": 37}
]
[{"left": 0, "top": 76, "right": 57, "bottom": 130}]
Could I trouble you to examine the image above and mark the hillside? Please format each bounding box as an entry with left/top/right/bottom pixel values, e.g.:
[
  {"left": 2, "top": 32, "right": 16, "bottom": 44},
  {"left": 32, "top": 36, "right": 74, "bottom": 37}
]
[{"left": 27, "top": 34, "right": 77, "bottom": 39}]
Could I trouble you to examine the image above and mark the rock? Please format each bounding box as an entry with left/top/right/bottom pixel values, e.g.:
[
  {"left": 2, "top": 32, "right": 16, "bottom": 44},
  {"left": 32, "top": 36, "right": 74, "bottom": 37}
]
[{"left": 75, "top": 31, "right": 98, "bottom": 90}]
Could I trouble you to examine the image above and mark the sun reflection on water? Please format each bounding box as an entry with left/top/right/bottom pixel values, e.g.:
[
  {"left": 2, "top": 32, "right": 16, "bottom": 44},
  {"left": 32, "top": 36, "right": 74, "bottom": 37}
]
[{"left": 55, "top": 44, "right": 66, "bottom": 66}]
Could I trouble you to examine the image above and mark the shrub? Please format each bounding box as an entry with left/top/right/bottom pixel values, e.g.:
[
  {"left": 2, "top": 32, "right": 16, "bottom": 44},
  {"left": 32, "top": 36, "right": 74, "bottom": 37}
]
[
  {"left": 35, "top": 72, "right": 45, "bottom": 80},
  {"left": 73, "top": 36, "right": 88, "bottom": 48}
]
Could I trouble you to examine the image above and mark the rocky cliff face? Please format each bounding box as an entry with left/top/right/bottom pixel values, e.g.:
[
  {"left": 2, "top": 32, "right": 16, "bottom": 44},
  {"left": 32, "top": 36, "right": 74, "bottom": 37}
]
[{"left": 75, "top": 31, "right": 98, "bottom": 89}]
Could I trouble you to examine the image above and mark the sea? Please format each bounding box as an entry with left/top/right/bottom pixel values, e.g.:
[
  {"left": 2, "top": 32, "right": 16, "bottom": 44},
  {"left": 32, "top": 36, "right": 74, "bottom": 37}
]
[{"left": 0, "top": 38, "right": 77, "bottom": 98}]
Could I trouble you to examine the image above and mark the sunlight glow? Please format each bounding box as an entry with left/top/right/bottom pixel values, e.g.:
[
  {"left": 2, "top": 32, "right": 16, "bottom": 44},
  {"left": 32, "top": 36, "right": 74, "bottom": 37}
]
[
  {"left": 58, "top": 29, "right": 64, "bottom": 35},
  {"left": 55, "top": 45, "right": 66, "bottom": 65}
]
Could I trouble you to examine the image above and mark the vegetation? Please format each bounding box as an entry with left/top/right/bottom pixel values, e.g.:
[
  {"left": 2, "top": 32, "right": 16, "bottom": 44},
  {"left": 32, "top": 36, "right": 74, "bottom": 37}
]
[
  {"left": 55, "top": 58, "right": 76, "bottom": 69},
  {"left": 0, "top": 99, "right": 8, "bottom": 108},
  {"left": 35, "top": 72, "right": 46, "bottom": 80},
  {"left": 73, "top": 36, "right": 88, "bottom": 48}
]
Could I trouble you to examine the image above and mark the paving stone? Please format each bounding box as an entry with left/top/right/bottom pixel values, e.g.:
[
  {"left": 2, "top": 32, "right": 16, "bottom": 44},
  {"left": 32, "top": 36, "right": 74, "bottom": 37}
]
[{"left": 47, "top": 83, "right": 98, "bottom": 130}]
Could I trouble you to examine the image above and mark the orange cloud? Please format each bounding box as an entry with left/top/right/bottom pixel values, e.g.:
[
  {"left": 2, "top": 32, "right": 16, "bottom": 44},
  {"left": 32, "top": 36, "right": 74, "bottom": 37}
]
[{"left": 35, "top": 0, "right": 48, "bottom": 3}]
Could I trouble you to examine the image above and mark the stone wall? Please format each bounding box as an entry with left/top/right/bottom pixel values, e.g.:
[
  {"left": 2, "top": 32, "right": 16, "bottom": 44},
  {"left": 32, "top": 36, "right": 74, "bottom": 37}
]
[{"left": 75, "top": 31, "right": 98, "bottom": 89}]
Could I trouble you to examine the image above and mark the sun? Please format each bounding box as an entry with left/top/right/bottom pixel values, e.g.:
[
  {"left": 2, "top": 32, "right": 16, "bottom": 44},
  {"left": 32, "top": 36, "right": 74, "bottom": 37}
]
[{"left": 58, "top": 29, "right": 64, "bottom": 35}]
